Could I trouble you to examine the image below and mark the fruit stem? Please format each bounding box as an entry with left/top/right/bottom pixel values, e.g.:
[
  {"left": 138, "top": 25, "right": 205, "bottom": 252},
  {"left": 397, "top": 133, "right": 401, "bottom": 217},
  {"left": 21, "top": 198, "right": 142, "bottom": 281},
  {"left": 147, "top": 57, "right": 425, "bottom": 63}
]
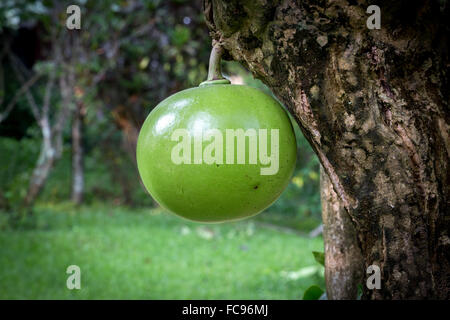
[{"left": 207, "top": 41, "right": 225, "bottom": 81}]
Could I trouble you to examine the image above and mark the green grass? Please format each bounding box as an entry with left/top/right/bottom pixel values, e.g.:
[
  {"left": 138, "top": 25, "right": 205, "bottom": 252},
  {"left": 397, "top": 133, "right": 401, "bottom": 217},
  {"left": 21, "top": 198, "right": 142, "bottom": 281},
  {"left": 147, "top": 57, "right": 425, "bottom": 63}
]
[{"left": 0, "top": 203, "right": 324, "bottom": 299}]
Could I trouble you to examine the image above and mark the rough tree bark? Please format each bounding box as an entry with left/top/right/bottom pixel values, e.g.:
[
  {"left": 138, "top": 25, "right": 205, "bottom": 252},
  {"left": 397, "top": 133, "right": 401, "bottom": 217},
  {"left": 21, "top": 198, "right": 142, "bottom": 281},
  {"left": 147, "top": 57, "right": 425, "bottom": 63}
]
[
  {"left": 204, "top": 0, "right": 449, "bottom": 299},
  {"left": 320, "top": 166, "right": 363, "bottom": 299}
]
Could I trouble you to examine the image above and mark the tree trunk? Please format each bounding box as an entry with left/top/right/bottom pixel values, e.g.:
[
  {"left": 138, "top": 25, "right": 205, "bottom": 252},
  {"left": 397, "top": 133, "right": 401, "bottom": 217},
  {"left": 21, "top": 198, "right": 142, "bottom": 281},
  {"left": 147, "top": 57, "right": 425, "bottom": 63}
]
[
  {"left": 321, "top": 166, "right": 363, "bottom": 299},
  {"left": 24, "top": 155, "right": 54, "bottom": 207},
  {"left": 24, "top": 129, "right": 55, "bottom": 207},
  {"left": 204, "top": 0, "right": 449, "bottom": 299},
  {"left": 71, "top": 101, "right": 85, "bottom": 205}
]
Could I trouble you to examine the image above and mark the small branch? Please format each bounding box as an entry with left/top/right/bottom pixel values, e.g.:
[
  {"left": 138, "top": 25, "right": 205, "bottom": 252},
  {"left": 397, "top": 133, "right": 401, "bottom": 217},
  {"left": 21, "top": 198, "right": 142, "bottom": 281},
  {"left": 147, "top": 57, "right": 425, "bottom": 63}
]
[
  {"left": 207, "top": 41, "right": 225, "bottom": 81},
  {"left": 309, "top": 224, "right": 324, "bottom": 238},
  {"left": 51, "top": 33, "right": 73, "bottom": 143},
  {"left": 90, "top": 21, "right": 156, "bottom": 86},
  {"left": 8, "top": 52, "right": 41, "bottom": 121},
  {"left": 118, "top": 21, "right": 154, "bottom": 47},
  {"left": 0, "top": 73, "right": 41, "bottom": 123},
  {"left": 42, "top": 67, "right": 56, "bottom": 118},
  {"left": 53, "top": 73, "right": 72, "bottom": 137}
]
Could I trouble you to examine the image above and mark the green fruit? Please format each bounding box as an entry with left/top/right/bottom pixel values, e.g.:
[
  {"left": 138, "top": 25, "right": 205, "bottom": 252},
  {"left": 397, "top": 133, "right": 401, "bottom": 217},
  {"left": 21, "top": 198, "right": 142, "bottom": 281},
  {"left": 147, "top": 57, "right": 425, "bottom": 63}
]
[{"left": 137, "top": 80, "right": 296, "bottom": 222}]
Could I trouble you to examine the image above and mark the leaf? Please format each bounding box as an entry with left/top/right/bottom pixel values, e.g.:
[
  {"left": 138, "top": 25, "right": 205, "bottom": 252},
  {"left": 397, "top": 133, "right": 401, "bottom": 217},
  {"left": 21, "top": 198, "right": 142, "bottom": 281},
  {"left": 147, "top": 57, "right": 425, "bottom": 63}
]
[
  {"left": 303, "top": 285, "right": 324, "bottom": 300},
  {"left": 312, "top": 251, "right": 325, "bottom": 266},
  {"left": 357, "top": 283, "right": 363, "bottom": 300},
  {"left": 170, "top": 25, "right": 191, "bottom": 47}
]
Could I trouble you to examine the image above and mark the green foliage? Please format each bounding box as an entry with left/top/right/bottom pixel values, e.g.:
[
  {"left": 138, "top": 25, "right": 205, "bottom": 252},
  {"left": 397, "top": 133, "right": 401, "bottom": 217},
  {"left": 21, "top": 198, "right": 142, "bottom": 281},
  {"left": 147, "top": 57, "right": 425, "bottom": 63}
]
[
  {"left": 170, "top": 25, "right": 191, "bottom": 47},
  {"left": 39, "top": 135, "right": 153, "bottom": 207},
  {"left": 0, "top": 135, "right": 43, "bottom": 228},
  {"left": 312, "top": 251, "right": 325, "bottom": 266},
  {"left": 357, "top": 284, "right": 363, "bottom": 300},
  {"left": 0, "top": 136, "right": 39, "bottom": 208},
  {"left": 299, "top": 252, "right": 327, "bottom": 299},
  {"left": 303, "top": 285, "right": 324, "bottom": 300},
  {"left": 0, "top": 0, "right": 45, "bottom": 30},
  {"left": 0, "top": 203, "right": 324, "bottom": 299}
]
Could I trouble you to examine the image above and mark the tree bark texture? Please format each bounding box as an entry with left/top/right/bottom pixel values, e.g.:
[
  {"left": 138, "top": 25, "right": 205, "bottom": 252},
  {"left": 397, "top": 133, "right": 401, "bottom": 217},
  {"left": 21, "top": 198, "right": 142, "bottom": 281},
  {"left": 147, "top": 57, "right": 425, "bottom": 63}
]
[
  {"left": 204, "top": 0, "right": 449, "bottom": 299},
  {"left": 321, "top": 166, "right": 363, "bottom": 299}
]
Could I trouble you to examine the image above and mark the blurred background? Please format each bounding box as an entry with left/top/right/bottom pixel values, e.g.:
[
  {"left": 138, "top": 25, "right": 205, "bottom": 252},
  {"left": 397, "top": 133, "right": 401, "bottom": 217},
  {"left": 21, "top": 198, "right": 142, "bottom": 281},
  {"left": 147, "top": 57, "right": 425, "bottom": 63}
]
[{"left": 0, "top": 0, "right": 323, "bottom": 299}]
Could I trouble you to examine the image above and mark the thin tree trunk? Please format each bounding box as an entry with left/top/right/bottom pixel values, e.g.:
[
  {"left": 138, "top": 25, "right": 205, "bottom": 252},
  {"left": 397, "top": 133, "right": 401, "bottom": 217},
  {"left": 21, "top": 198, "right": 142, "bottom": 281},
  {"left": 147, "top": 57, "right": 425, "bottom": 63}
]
[
  {"left": 71, "top": 101, "right": 84, "bottom": 205},
  {"left": 10, "top": 5, "right": 76, "bottom": 209},
  {"left": 24, "top": 157, "right": 54, "bottom": 207},
  {"left": 24, "top": 132, "right": 55, "bottom": 207},
  {"left": 205, "top": 0, "right": 450, "bottom": 299},
  {"left": 321, "top": 166, "right": 363, "bottom": 299}
]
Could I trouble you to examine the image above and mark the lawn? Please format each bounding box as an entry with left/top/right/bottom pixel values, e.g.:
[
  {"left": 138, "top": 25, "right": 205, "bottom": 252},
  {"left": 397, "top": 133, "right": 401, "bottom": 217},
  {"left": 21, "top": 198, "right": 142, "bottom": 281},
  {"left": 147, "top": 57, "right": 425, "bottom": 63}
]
[{"left": 0, "top": 203, "right": 324, "bottom": 299}]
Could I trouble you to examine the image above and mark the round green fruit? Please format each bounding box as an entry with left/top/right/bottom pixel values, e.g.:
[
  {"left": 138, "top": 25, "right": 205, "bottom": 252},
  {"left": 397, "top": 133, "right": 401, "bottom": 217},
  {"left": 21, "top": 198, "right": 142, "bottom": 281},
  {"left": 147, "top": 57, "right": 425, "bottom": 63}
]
[{"left": 136, "top": 81, "right": 297, "bottom": 222}]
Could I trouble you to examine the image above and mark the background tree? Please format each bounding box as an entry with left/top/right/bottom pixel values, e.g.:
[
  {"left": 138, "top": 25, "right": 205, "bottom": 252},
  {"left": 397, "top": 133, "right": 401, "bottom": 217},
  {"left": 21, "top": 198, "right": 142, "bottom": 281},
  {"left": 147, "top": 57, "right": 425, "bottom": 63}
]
[
  {"left": 6, "top": 16, "right": 76, "bottom": 208},
  {"left": 203, "top": 0, "right": 449, "bottom": 299},
  {"left": 0, "top": 0, "right": 214, "bottom": 208}
]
